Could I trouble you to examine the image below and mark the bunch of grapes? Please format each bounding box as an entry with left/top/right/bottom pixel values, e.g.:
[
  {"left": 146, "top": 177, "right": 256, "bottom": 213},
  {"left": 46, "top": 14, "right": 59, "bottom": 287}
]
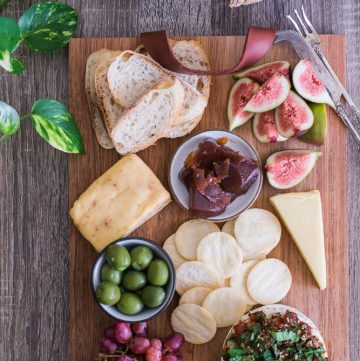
[{"left": 96, "top": 321, "right": 185, "bottom": 361}]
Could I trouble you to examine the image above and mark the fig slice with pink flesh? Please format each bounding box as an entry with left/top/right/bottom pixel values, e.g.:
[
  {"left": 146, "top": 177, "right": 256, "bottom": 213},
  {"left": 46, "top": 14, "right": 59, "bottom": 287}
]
[
  {"left": 265, "top": 150, "right": 322, "bottom": 189},
  {"left": 227, "top": 77, "right": 260, "bottom": 131},
  {"left": 275, "top": 90, "right": 314, "bottom": 138},
  {"left": 292, "top": 59, "right": 334, "bottom": 108},
  {"left": 243, "top": 73, "right": 291, "bottom": 113},
  {"left": 253, "top": 110, "right": 288, "bottom": 143},
  {"left": 234, "top": 61, "right": 291, "bottom": 84}
]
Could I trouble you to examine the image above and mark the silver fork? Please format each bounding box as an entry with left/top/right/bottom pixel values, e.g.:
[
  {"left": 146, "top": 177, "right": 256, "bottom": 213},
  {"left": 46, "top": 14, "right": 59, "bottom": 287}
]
[{"left": 287, "top": 5, "right": 360, "bottom": 149}]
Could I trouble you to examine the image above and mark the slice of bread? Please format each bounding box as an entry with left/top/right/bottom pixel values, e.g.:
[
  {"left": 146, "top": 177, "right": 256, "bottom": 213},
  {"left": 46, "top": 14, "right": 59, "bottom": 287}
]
[
  {"left": 108, "top": 51, "right": 169, "bottom": 108},
  {"left": 170, "top": 40, "right": 211, "bottom": 101},
  {"left": 94, "top": 53, "right": 124, "bottom": 134},
  {"left": 108, "top": 51, "right": 207, "bottom": 138},
  {"left": 85, "top": 49, "right": 117, "bottom": 149},
  {"left": 111, "top": 78, "right": 185, "bottom": 154}
]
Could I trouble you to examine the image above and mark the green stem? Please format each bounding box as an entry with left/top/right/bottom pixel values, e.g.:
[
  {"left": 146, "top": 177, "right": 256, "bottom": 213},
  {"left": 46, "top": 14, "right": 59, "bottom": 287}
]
[{"left": 20, "top": 113, "right": 30, "bottom": 121}]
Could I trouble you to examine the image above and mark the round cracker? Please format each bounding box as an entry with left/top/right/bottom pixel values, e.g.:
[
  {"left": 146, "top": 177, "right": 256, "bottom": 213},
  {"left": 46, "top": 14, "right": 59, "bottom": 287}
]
[
  {"left": 230, "top": 260, "right": 259, "bottom": 306},
  {"left": 197, "top": 232, "right": 243, "bottom": 279},
  {"left": 202, "top": 288, "right": 247, "bottom": 328},
  {"left": 179, "top": 287, "right": 212, "bottom": 306},
  {"left": 175, "top": 219, "right": 219, "bottom": 260},
  {"left": 176, "top": 261, "right": 221, "bottom": 295},
  {"left": 234, "top": 208, "right": 281, "bottom": 254},
  {"left": 247, "top": 258, "right": 292, "bottom": 305},
  {"left": 243, "top": 249, "right": 267, "bottom": 262},
  {"left": 171, "top": 304, "right": 217, "bottom": 344},
  {"left": 163, "top": 234, "right": 186, "bottom": 268},
  {"left": 222, "top": 220, "right": 235, "bottom": 237}
]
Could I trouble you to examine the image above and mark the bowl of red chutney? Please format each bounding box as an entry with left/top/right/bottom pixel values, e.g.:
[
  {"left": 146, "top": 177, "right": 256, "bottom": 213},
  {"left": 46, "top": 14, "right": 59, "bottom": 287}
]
[{"left": 168, "top": 130, "right": 263, "bottom": 222}]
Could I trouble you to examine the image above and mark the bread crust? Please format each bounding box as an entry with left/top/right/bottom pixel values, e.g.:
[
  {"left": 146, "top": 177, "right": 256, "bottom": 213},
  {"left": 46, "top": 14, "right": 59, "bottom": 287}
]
[{"left": 85, "top": 49, "right": 116, "bottom": 149}]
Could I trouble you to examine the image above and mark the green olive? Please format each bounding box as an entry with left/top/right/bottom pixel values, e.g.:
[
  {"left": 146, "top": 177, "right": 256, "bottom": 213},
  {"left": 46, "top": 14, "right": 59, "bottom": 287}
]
[
  {"left": 147, "top": 259, "right": 169, "bottom": 286},
  {"left": 130, "top": 246, "right": 154, "bottom": 271},
  {"left": 117, "top": 292, "right": 144, "bottom": 315},
  {"left": 122, "top": 270, "right": 147, "bottom": 291},
  {"left": 100, "top": 263, "right": 122, "bottom": 285},
  {"left": 95, "top": 281, "right": 121, "bottom": 305},
  {"left": 141, "top": 285, "right": 166, "bottom": 308},
  {"left": 105, "top": 245, "right": 131, "bottom": 271}
]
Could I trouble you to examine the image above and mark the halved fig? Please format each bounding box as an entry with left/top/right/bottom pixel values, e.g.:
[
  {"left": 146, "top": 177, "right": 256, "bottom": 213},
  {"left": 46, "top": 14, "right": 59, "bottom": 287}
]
[
  {"left": 292, "top": 59, "right": 334, "bottom": 107},
  {"left": 234, "top": 61, "right": 291, "bottom": 84},
  {"left": 265, "top": 150, "right": 322, "bottom": 189},
  {"left": 299, "top": 102, "right": 328, "bottom": 145},
  {"left": 253, "top": 111, "right": 288, "bottom": 143},
  {"left": 275, "top": 90, "right": 314, "bottom": 138},
  {"left": 227, "top": 77, "right": 260, "bottom": 131},
  {"left": 243, "top": 73, "right": 290, "bottom": 113}
]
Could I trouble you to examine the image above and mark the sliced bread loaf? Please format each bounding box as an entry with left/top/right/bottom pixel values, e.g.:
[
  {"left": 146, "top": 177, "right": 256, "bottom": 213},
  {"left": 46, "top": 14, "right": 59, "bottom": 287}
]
[
  {"left": 85, "top": 49, "right": 116, "bottom": 149},
  {"left": 107, "top": 51, "right": 207, "bottom": 136},
  {"left": 111, "top": 78, "right": 185, "bottom": 154}
]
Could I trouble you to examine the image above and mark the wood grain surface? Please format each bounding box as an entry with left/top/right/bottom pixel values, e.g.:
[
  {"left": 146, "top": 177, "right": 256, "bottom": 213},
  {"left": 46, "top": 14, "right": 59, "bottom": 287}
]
[
  {"left": 1, "top": 1, "right": 359, "bottom": 361},
  {"left": 68, "top": 35, "right": 348, "bottom": 361}
]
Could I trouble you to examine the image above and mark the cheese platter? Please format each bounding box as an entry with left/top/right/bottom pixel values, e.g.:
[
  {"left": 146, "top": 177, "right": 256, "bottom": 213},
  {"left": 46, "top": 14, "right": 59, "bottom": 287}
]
[{"left": 68, "top": 34, "right": 349, "bottom": 361}]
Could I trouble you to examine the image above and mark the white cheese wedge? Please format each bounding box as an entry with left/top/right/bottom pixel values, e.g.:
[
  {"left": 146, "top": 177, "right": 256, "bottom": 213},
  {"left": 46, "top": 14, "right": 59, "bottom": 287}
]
[
  {"left": 70, "top": 154, "right": 171, "bottom": 252},
  {"left": 270, "top": 190, "right": 326, "bottom": 290}
]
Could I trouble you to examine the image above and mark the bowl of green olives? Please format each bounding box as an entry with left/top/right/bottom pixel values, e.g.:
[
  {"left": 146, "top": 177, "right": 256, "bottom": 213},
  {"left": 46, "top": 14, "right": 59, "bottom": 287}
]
[{"left": 91, "top": 237, "right": 176, "bottom": 322}]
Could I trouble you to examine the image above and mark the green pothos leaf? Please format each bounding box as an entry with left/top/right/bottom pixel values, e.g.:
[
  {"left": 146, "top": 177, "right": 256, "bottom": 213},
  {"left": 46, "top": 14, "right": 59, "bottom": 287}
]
[
  {"left": 0, "top": 100, "right": 20, "bottom": 139},
  {"left": 0, "top": 50, "right": 25, "bottom": 74},
  {"left": 0, "top": 17, "right": 21, "bottom": 52},
  {"left": 19, "top": 2, "right": 78, "bottom": 52},
  {"left": 30, "top": 99, "right": 84, "bottom": 153}
]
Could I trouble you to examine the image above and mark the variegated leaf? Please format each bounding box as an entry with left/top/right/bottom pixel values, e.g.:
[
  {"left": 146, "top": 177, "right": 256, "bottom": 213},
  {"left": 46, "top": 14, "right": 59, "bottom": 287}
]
[
  {"left": 31, "top": 99, "right": 85, "bottom": 154},
  {"left": 19, "top": 2, "right": 78, "bottom": 52}
]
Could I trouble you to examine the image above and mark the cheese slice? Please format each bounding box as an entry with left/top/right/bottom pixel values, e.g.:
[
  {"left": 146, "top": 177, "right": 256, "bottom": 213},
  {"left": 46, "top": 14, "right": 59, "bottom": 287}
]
[
  {"left": 70, "top": 154, "right": 171, "bottom": 252},
  {"left": 270, "top": 190, "right": 326, "bottom": 290}
]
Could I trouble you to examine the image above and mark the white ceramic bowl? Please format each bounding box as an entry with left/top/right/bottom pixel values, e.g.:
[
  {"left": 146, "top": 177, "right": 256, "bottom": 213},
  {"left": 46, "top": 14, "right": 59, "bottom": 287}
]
[
  {"left": 168, "top": 130, "right": 263, "bottom": 222},
  {"left": 91, "top": 237, "right": 176, "bottom": 323}
]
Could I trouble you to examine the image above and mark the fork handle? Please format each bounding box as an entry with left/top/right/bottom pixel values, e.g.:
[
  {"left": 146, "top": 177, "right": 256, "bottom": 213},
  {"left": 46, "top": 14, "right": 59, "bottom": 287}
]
[
  {"left": 314, "top": 46, "right": 359, "bottom": 109},
  {"left": 335, "top": 104, "right": 360, "bottom": 151}
]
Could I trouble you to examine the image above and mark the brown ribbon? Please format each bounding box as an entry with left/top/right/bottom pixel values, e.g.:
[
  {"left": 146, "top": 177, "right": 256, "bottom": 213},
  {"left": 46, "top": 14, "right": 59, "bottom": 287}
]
[{"left": 140, "top": 27, "right": 276, "bottom": 76}]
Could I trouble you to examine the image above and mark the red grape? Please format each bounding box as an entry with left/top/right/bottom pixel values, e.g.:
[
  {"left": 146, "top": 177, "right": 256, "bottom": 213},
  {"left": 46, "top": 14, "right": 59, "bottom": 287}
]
[
  {"left": 99, "top": 337, "right": 117, "bottom": 354},
  {"left": 146, "top": 346, "right": 162, "bottom": 361},
  {"left": 132, "top": 322, "right": 148, "bottom": 337},
  {"left": 114, "top": 322, "right": 132, "bottom": 344},
  {"left": 130, "top": 336, "right": 151, "bottom": 354},
  {"left": 163, "top": 333, "right": 185, "bottom": 352},
  {"left": 150, "top": 338, "right": 162, "bottom": 350},
  {"left": 161, "top": 356, "right": 178, "bottom": 361},
  {"left": 166, "top": 352, "right": 183, "bottom": 361},
  {"left": 104, "top": 326, "right": 117, "bottom": 342}
]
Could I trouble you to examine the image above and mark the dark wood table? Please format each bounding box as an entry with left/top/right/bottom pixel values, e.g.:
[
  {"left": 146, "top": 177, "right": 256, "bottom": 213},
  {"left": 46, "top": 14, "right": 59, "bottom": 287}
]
[{"left": 1, "top": 1, "right": 359, "bottom": 360}]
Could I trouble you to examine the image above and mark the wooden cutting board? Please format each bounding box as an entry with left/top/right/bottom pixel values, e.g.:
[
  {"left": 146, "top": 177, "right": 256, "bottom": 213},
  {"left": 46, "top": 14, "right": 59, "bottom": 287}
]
[{"left": 68, "top": 35, "right": 348, "bottom": 361}]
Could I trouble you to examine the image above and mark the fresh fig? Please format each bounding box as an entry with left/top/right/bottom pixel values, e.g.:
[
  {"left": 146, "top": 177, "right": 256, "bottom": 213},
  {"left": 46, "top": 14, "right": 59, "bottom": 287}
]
[
  {"left": 274, "top": 90, "right": 314, "bottom": 138},
  {"left": 234, "top": 61, "right": 291, "bottom": 84},
  {"left": 292, "top": 59, "right": 334, "bottom": 107},
  {"left": 243, "top": 73, "right": 291, "bottom": 113},
  {"left": 299, "top": 103, "right": 328, "bottom": 145},
  {"left": 227, "top": 77, "right": 260, "bottom": 131},
  {"left": 253, "top": 110, "right": 288, "bottom": 143},
  {"left": 265, "top": 150, "right": 322, "bottom": 189}
]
